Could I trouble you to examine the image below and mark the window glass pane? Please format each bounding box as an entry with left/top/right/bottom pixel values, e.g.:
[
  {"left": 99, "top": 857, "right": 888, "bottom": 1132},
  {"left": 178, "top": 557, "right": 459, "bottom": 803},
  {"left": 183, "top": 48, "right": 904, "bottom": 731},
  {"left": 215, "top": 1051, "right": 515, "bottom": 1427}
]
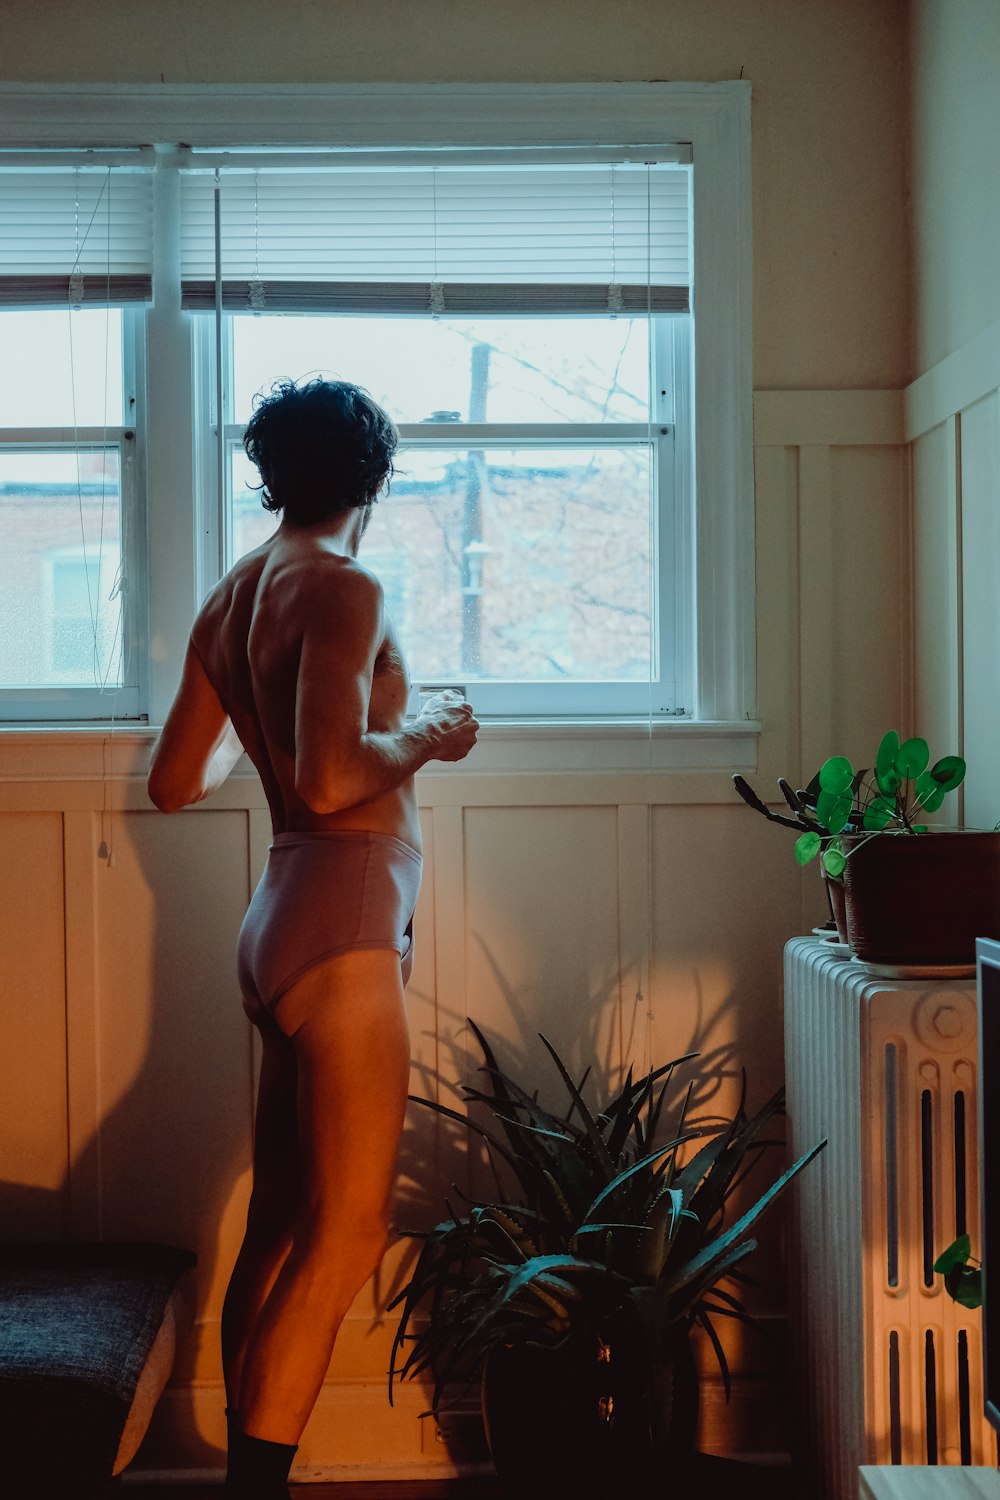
[
  {"left": 0, "top": 449, "right": 124, "bottom": 688},
  {"left": 232, "top": 316, "right": 649, "bottom": 426},
  {"left": 0, "top": 310, "right": 124, "bottom": 428},
  {"left": 233, "top": 445, "right": 651, "bottom": 684}
]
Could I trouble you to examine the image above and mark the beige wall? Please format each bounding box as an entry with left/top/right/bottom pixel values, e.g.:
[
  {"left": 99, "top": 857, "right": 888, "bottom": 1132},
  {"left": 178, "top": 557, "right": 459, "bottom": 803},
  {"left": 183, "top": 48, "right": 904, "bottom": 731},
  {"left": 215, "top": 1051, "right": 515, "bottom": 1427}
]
[
  {"left": 0, "top": 0, "right": 921, "bottom": 1479},
  {"left": 910, "top": 0, "right": 1000, "bottom": 374},
  {"left": 3, "top": 0, "right": 911, "bottom": 387},
  {"left": 908, "top": 0, "right": 1000, "bottom": 826}
]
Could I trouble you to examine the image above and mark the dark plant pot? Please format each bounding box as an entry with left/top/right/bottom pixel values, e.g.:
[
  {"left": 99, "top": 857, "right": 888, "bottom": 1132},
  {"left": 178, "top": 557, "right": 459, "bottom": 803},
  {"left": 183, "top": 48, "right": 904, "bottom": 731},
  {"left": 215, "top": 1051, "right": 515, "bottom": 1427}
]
[
  {"left": 843, "top": 830, "right": 1000, "bottom": 966},
  {"left": 481, "top": 1313, "right": 698, "bottom": 1498},
  {"left": 823, "top": 874, "right": 849, "bottom": 944}
]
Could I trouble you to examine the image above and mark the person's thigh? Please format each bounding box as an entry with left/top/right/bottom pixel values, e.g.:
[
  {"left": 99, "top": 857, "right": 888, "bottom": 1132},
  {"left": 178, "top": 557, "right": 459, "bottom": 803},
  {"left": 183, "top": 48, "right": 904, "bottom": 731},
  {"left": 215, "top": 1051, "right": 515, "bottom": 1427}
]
[{"left": 274, "top": 949, "right": 411, "bottom": 1232}]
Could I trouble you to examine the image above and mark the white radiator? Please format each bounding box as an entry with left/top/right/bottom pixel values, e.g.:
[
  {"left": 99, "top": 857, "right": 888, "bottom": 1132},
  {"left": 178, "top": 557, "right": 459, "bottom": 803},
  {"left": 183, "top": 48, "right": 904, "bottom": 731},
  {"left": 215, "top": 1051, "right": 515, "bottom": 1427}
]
[{"left": 783, "top": 937, "right": 995, "bottom": 1500}]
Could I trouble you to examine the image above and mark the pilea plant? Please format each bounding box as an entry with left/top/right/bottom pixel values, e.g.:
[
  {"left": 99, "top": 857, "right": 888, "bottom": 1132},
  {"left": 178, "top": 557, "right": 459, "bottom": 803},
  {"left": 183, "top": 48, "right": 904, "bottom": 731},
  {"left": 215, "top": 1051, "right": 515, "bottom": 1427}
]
[
  {"left": 934, "top": 1234, "right": 982, "bottom": 1309},
  {"left": 733, "top": 730, "right": 966, "bottom": 880}
]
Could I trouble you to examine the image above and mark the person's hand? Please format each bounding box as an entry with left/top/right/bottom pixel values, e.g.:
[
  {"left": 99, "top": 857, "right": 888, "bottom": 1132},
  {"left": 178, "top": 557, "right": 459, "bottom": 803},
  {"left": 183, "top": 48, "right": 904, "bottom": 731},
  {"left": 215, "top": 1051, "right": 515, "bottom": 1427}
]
[{"left": 415, "top": 690, "right": 479, "bottom": 762}]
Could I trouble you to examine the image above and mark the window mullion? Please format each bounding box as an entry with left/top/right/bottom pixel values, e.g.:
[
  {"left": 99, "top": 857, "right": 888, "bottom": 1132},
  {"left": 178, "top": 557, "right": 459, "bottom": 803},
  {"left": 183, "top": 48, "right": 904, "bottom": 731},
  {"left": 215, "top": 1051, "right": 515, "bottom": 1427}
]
[{"left": 145, "top": 154, "right": 198, "bottom": 725}]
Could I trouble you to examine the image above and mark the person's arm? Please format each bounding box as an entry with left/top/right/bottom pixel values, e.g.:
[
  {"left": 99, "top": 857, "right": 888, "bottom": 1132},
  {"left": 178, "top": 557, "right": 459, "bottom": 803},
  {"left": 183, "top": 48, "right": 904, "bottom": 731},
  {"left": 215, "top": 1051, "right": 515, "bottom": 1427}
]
[
  {"left": 147, "top": 641, "right": 245, "bottom": 814},
  {"left": 294, "top": 566, "right": 477, "bottom": 814}
]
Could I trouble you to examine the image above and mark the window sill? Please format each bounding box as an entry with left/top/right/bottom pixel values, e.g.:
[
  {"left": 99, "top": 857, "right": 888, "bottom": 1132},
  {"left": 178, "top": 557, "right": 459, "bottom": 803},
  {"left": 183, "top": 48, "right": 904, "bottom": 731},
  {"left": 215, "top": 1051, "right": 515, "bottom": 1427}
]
[{"left": 0, "top": 719, "right": 760, "bottom": 782}]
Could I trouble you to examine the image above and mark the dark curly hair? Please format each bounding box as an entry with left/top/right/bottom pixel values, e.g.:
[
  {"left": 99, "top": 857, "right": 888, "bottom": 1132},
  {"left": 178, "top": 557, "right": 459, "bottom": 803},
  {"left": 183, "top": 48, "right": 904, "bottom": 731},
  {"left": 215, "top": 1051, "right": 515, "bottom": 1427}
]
[{"left": 243, "top": 378, "right": 398, "bottom": 525}]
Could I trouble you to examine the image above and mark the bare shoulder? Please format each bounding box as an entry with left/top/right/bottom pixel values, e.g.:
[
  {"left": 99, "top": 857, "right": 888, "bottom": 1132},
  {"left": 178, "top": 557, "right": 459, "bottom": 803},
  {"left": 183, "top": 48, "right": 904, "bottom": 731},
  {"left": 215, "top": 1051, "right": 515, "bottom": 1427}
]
[{"left": 299, "top": 555, "right": 385, "bottom": 631}]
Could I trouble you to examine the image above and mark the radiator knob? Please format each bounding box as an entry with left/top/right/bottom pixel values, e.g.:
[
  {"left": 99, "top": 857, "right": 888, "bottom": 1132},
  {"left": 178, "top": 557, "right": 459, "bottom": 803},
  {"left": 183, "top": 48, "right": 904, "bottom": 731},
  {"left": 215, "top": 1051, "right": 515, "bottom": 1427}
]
[
  {"left": 912, "top": 988, "right": 977, "bottom": 1052},
  {"left": 933, "top": 1004, "right": 962, "bottom": 1038}
]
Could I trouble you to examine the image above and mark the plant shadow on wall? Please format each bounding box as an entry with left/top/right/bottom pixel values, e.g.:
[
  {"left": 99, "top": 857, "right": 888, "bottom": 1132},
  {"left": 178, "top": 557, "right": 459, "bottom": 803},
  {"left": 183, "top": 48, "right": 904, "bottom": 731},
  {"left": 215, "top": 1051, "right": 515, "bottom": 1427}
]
[
  {"left": 387, "top": 1020, "right": 823, "bottom": 1498},
  {"left": 382, "top": 939, "right": 748, "bottom": 1316}
]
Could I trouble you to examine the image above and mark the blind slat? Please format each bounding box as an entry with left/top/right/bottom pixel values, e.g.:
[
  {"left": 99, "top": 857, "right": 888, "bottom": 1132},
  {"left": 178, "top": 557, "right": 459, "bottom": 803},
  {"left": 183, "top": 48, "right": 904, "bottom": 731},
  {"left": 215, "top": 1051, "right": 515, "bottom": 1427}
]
[
  {"left": 0, "top": 275, "right": 152, "bottom": 308},
  {"left": 181, "top": 279, "right": 688, "bottom": 315},
  {"left": 179, "top": 161, "right": 691, "bottom": 297},
  {"left": 0, "top": 168, "right": 153, "bottom": 305}
]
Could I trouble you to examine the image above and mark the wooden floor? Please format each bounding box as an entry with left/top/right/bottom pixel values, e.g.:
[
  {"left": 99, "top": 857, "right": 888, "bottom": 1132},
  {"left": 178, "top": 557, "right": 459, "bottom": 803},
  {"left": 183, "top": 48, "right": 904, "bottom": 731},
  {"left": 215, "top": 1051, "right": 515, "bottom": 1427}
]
[{"left": 121, "top": 1454, "right": 802, "bottom": 1498}]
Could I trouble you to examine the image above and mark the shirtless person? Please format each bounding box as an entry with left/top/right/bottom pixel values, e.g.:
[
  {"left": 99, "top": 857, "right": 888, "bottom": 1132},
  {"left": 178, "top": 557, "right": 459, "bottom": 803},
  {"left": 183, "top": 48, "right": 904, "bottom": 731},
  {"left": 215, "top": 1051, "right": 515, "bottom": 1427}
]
[{"left": 147, "top": 378, "right": 478, "bottom": 1498}]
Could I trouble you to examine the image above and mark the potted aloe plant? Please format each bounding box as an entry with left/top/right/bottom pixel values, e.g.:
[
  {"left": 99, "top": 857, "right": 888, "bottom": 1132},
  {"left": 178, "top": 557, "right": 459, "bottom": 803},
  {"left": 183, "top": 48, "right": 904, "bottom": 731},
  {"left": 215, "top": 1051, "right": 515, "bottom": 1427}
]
[
  {"left": 389, "top": 1021, "right": 824, "bottom": 1494},
  {"left": 735, "top": 731, "right": 1000, "bottom": 966}
]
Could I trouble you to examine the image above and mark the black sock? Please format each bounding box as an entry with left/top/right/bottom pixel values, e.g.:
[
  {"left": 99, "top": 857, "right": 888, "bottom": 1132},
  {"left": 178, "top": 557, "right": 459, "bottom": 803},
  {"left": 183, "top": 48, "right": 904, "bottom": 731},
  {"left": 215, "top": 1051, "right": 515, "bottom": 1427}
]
[{"left": 224, "top": 1410, "right": 298, "bottom": 1498}]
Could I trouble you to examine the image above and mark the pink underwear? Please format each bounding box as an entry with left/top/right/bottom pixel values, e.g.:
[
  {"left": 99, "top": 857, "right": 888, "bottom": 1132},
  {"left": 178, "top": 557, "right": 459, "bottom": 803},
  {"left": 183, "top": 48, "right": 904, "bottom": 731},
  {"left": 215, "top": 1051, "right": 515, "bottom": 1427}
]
[{"left": 237, "top": 829, "right": 423, "bottom": 1023}]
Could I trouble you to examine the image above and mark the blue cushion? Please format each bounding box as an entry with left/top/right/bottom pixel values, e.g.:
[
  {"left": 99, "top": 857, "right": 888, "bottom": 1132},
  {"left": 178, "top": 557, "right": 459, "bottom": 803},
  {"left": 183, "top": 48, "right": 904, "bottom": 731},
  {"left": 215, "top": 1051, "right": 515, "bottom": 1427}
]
[{"left": 0, "top": 1241, "right": 195, "bottom": 1492}]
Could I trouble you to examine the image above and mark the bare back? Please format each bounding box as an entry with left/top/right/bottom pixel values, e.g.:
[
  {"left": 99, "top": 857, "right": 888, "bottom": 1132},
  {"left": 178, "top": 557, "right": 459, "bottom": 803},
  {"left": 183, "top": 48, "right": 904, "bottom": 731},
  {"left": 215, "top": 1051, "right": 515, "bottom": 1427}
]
[{"left": 191, "top": 532, "right": 419, "bottom": 848}]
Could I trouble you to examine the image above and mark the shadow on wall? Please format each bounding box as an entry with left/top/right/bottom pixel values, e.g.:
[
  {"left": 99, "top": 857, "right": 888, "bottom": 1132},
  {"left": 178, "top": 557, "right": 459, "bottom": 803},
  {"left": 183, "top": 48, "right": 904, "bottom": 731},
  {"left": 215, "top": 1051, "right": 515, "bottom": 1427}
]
[
  {"left": 0, "top": 812, "right": 255, "bottom": 1472},
  {"left": 382, "top": 934, "right": 745, "bottom": 1316}
]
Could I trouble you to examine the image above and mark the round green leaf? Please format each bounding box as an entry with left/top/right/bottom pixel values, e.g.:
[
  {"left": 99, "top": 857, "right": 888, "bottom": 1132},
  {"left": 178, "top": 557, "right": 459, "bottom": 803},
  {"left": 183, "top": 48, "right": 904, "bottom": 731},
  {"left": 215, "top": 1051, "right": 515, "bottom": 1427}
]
[
  {"left": 929, "top": 755, "right": 966, "bottom": 793},
  {"left": 913, "top": 824, "right": 928, "bottom": 833},
  {"left": 819, "top": 756, "right": 854, "bottom": 794},
  {"left": 875, "top": 730, "right": 900, "bottom": 795},
  {"left": 894, "top": 736, "right": 929, "bottom": 780},
  {"left": 822, "top": 846, "right": 846, "bottom": 878},
  {"left": 915, "top": 774, "right": 945, "bottom": 814},
  {"left": 933, "top": 1234, "right": 972, "bottom": 1276},
  {"left": 863, "top": 797, "right": 895, "bottom": 830},
  {"left": 794, "top": 831, "right": 821, "bottom": 866},
  {"left": 817, "top": 788, "right": 853, "bottom": 834}
]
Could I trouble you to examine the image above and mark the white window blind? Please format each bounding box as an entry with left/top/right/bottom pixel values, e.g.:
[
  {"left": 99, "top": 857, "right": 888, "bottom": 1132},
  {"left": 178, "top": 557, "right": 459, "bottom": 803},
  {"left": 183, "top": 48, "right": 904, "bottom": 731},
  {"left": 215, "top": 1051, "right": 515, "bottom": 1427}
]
[
  {"left": 0, "top": 156, "right": 154, "bottom": 307},
  {"left": 180, "top": 155, "right": 692, "bottom": 315}
]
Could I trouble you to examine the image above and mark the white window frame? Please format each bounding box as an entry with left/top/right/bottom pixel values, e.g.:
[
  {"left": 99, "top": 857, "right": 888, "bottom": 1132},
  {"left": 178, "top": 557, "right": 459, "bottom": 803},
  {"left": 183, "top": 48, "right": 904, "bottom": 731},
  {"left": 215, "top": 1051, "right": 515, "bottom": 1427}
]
[
  {"left": 209, "top": 310, "right": 688, "bottom": 720},
  {"left": 0, "top": 82, "right": 755, "bottom": 755},
  {"left": 0, "top": 302, "right": 146, "bottom": 721}
]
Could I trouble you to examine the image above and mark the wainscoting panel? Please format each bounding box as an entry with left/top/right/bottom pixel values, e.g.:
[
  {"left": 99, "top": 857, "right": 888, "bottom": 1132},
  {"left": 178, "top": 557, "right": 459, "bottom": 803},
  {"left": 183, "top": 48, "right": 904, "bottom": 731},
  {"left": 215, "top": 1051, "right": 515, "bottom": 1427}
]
[
  {"left": 0, "top": 811, "right": 68, "bottom": 1241},
  {"left": 911, "top": 418, "right": 961, "bottom": 787},
  {"left": 92, "top": 808, "right": 255, "bottom": 1378},
  {"left": 959, "top": 390, "right": 1000, "bottom": 832}
]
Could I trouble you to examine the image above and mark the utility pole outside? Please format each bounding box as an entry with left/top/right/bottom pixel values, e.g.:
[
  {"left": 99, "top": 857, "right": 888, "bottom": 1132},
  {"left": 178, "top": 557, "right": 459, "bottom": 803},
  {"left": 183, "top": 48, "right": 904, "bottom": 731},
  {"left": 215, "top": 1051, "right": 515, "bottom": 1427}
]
[{"left": 461, "top": 342, "right": 490, "bottom": 675}]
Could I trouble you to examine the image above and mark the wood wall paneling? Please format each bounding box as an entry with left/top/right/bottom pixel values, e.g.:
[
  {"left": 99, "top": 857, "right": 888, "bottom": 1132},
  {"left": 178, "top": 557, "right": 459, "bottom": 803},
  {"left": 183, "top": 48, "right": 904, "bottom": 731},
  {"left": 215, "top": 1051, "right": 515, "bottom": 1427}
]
[
  {"left": 92, "top": 809, "right": 254, "bottom": 1386},
  {"left": 0, "top": 812, "right": 68, "bottom": 1240},
  {"left": 959, "top": 391, "right": 1000, "bottom": 830},
  {"left": 911, "top": 419, "right": 962, "bottom": 781}
]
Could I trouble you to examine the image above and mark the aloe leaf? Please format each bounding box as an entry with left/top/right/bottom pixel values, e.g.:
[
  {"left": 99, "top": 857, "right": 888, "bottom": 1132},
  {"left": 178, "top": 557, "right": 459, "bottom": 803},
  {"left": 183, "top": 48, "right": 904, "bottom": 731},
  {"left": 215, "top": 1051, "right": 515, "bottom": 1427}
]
[
  {"left": 696, "top": 1306, "right": 731, "bottom": 1401},
  {"left": 582, "top": 1131, "right": 703, "bottom": 1223},
  {"left": 702, "top": 1284, "right": 748, "bottom": 1316},
  {"left": 876, "top": 730, "right": 901, "bottom": 795},
  {"left": 683, "top": 1089, "right": 787, "bottom": 1228},
  {"left": 662, "top": 1080, "right": 695, "bottom": 1192},
  {"left": 605, "top": 1064, "right": 640, "bottom": 1163},
  {"left": 795, "top": 831, "right": 822, "bottom": 865},
  {"left": 407, "top": 1094, "right": 525, "bottom": 1178},
  {"left": 541, "top": 1169, "right": 577, "bottom": 1235},
  {"left": 929, "top": 754, "right": 966, "bottom": 792},
  {"left": 895, "top": 736, "right": 929, "bottom": 779},
  {"left": 537, "top": 1033, "right": 616, "bottom": 1180},
  {"left": 636, "top": 1185, "right": 685, "bottom": 1279},
  {"left": 664, "top": 1141, "right": 826, "bottom": 1300},
  {"left": 819, "top": 756, "right": 854, "bottom": 794}
]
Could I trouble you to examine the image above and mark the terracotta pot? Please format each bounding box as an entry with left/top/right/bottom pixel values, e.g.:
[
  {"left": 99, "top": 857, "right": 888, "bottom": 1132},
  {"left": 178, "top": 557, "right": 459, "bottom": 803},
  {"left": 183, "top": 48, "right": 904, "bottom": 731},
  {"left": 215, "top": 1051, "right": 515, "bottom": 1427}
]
[
  {"left": 481, "top": 1313, "right": 698, "bottom": 1496},
  {"left": 842, "top": 830, "right": 1000, "bottom": 966}
]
